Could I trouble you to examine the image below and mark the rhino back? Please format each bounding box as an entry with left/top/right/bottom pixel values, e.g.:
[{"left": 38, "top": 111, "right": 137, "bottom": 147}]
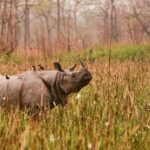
[
  {"left": 20, "top": 72, "right": 52, "bottom": 108},
  {"left": 0, "top": 75, "right": 23, "bottom": 106}
]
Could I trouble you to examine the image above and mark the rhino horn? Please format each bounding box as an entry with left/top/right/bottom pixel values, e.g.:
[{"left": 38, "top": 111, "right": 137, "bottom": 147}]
[
  {"left": 68, "top": 64, "right": 76, "bottom": 71},
  {"left": 79, "top": 59, "right": 85, "bottom": 68}
]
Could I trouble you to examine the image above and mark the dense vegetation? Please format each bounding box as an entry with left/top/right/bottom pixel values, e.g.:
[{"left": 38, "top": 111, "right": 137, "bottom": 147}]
[{"left": 0, "top": 44, "right": 150, "bottom": 149}]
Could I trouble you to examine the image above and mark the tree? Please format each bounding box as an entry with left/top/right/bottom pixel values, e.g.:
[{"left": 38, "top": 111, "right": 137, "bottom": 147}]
[{"left": 24, "top": 0, "right": 30, "bottom": 49}]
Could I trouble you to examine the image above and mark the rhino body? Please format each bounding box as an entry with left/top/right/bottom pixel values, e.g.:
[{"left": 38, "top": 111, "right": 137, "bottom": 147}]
[
  {"left": 0, "top": 61, "right": 92, "bottom": 111},
  {"left": 0, "top": 75, "right": 23, "bottom": 106},
  {"left": 0, "top": 71, "right": 63, "bottom": 109}
]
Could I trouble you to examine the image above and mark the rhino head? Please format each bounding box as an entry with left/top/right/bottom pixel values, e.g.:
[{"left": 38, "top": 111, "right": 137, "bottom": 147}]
[{"left": 54, "top": 60, "right": 92, "bottom": 95}]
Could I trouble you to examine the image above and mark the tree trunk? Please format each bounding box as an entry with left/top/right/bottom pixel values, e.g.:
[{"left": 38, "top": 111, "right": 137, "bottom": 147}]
[
  {"left": 24, "top": 0, "right": 30, "bottom": 49},
  {"left": 57, "top": 0, "right": 60, "bottom": 41}
]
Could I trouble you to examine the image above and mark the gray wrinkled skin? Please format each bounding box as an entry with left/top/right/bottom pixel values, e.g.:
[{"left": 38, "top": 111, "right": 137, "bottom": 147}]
[{"left": 0, "top": 61, "right": 92, "bottom": 111}]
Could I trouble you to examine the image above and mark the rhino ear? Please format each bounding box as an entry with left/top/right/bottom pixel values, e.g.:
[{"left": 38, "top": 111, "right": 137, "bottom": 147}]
[
  {"left": 54, "top": 62, "right": 64, "bottom": 72},
  {"left": 68, "top": 64, "right": 76, "bottom": 71}
]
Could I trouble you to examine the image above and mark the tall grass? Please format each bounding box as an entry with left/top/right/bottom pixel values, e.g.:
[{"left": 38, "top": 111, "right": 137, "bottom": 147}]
[{"left": 0, "top": 45, "right": 150, "bottom": 149}]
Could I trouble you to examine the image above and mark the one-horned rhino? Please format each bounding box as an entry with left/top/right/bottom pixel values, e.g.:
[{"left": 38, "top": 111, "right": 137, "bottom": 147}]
[{"left": 0, "top": 60, "right": 92, "bottom": 111}]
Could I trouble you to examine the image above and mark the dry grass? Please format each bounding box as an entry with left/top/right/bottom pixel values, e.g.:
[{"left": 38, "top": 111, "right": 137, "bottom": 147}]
[{"left": 0, "top": 58, "right": 150, "bottom": 150}]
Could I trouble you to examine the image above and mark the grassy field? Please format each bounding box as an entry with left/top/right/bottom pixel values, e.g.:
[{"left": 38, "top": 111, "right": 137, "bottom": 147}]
[{"left": 0, "top": 44, "right": 150, "bottom": 150}]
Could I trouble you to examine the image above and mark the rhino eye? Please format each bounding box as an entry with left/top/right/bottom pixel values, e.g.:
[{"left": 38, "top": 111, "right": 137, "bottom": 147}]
[{"left": 84, "top": 73, "right": 89, "bottom": 77}]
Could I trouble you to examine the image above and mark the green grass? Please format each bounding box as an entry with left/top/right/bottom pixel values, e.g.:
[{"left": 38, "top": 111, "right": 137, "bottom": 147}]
[
  {"left": 0, "top": 44, "right": 150, "bottom": 64},
  {"left": 54, "top": 44, "right": 150, "bottom": 63},
  {"left": 110, "top": 44, "right": 150, "bottom": 60},
  {"left": 0, "top": 44, "right": 150, "bottom": 149},
  {"left": 0, "top": 53, "right": 24, "bottom": 64}
]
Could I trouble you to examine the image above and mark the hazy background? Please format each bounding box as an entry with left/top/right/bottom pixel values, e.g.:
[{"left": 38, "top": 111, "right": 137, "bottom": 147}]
[{"left": 0, "top": 0, "right": 149, "bottom": 52}]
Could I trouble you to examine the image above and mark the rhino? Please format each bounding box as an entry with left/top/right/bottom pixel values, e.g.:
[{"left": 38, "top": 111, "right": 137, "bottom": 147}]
[{"left": 0, "top": 60, "right": 92, "bottom": 111}]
